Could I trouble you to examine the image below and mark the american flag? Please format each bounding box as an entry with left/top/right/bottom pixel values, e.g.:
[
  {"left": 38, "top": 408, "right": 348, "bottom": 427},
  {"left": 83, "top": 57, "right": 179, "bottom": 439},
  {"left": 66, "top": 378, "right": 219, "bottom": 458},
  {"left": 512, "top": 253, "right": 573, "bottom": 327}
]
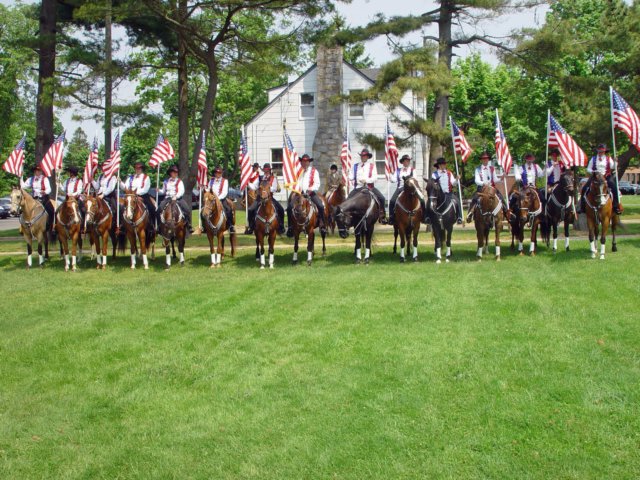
[
  {"left": 282, "top": 127, "right": 301, "bottom": 187},
  {"left": 148, "top": 133, "right": 175, "bottom": 167},
  {"left": 40, "top": 131, "right": 65, "bottom": 176},
  {"left": 197, "top": 135, "right": 208, "bottom": 187},
  {"left": 83, "top": 136, "right": 99, "bottom": 191},
  {"left": 384, "top": 120, "right": 399, "bottom": 181},
  {"left": 2, "top": 134, "right": 26, "bottom": 177},
  {"left": 102, "top": 131, "right": 121, "bottom": 180},
  {"left": 494, "top": 111, "right": 512, "bottom": 174},
  {"left": 239, "top": 132, "right": 252, "bottom": 191},
  {"left": 612, "top": 88, "right": 640, "bottom": 151},
  {"left": 548, "top": 114, "right": 587, "bottom": 167},
  {"left": 451, "top": 118, "right": 472, "bottom": 163},
  {"left": 340, "top": 128, "right": 352, "bottom": 189}
]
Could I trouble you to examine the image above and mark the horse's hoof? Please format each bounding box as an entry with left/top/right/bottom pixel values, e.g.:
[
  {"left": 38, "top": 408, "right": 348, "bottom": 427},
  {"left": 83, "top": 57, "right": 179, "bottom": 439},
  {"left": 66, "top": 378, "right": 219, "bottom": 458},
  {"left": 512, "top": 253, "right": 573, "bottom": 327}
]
[
  {"left": 436, "top": 259, "right": 441, "bottom": 264},
  {"left": 260, "top": 265, "right": 265, "bottom": 270},
  {"left": 591, "top": 252, "right": 596, "bottom": 259},
  {"left": 307, "top": 261, "right": 312, "bottom": 266},
  {"left": 292, "top": 260, "right": 298, "bottom": 265},
  {"left": 400, "top": 257, "right": 405, "bottom": 263},
  {"left": 269, "top": 265, "right": 274, "bottom": 269},
  {"left": 131, "top": 266, "right": 136, "bottom": 270},
  {"left": 600, "top": 255, "right": 605, "bottom": 260},
  {"left": 210, "top": 264, "right": 215, "bottom": 269},
  {"left": 71, "top": 266, "right": 77, "bottom": 272},
  {"left": 364, "top": 258, "right": 369, "bottom": 265},
  {"left": 413, "top": 256, "right": 418, "bottom": 263},
  {"left": 552, "top": 248, "right": 557, "bottom": 254},
  {"left": 144, "top": 266, "right": 149, "bottom": 270},
  {"left": 612, "top": 245, "right": 618, "bottom": 253},
  {"left": 65, "top": 266, "right": 69, "bottom": 272},
  {"left": 530, "top": 252, "right": 536, "bottom": 257},
  {"left": 101, "top": 265, "right": 106, "bottom": 270},
  {"left": 355, "top": 259, "right": 361, "bottom": 265},
  {"left": 164, "top": 265, "right": 170, "bottom": 271},
  {"left": 519, "top": 251, "right": 524, "bottom": 256},
  {"left": 96, "top": 264, "right": 102, "bottom": 269},
  {"left": 180, "top": 261, "right": 185, "bottom": 267},
  {"left": 477, "top": 257, "right": 482, "bottom": 262},
  {"left": 565, "top": 247, "right": 570, "bottom": 252},
  {"left": 26, "top": 265, "right": 30, "bottom": 270}
]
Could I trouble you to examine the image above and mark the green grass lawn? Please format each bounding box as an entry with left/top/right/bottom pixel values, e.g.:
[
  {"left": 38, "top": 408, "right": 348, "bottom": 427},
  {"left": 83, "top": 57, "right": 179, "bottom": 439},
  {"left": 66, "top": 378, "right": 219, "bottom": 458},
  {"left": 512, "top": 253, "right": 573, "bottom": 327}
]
[{"left": 1, "top": 233, "right": 639, "bottom": 479}]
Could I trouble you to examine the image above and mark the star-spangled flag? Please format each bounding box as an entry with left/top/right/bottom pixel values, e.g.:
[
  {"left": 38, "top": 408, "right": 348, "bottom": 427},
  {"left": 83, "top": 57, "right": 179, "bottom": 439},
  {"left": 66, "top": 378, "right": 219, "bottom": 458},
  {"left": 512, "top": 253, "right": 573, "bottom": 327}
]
[
  {"left": 239, "top": 133, "right": 252, "bottom": 191},
  {"left": 548, "top": 114, "right": 587, "bottom": 168},
  {"left": 40, "top": 131, "right": 65, "bottom": 176},
  {"left": 197, "top": 135, "right": 208, "bottom": 187},
  {"left": 2, "top": 134, "right": 26, "bottom": 177},
  {"left": 282, "top": 127, "right": 301, "bottom": 187},
  {"left": 611, "top": 88, "right": 640, "bottom": 152},
  {"left": 451, "top": 118, "right": 472, "bottom": 163},
  {"left": 384, "top": 120, "right": 399, "bottom": 181},
  {"left": 494, "top": 112, "right": 512, "bottom": 174},
  {"left": 148, "top": 133, "right": 175, "bottom": 167},
  {"left": 83, "top": 136, "right": 99, "bottom": 191},
  {"left": 102, "top": 132, "right": 121, "bottom": 180},
  {"left": 340, "top": 129, "right": 352, "bottom": 188}
]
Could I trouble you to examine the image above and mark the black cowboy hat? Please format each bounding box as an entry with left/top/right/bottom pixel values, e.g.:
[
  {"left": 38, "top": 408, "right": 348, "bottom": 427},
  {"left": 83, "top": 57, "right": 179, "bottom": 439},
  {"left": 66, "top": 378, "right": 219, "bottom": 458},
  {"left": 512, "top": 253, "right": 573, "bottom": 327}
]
[
  {"left": 300, "top": 154, "right": 313, "bottom": 162},
  {"left": 134, "top": 161, "right": 145, "bottom": 169},
  {"left": 214, "top": 165, "right": 223, "bottom": 173},
  {"left": 262, "top": 163, "right": 272, "bottom": 170},
  {"left": 523, "top": 152, "right": 535, "bottom": 160},
  {"left": 479, "top": 151, "right": 491, "bottom": 159},
  {"left": 33, "top": 164, "right": 43, "bottom": 172},
  {"left": 433, "top": 157, "right": 447, "bottom": 167},
  {"left": 549, "top": 148, "right": 561, "bottom": 156},
  {"left": 359, "top": 148, "right": 373, "bottom": 159},
  {"left": 596, "top": 143, "right": 609, "bottom": 152},
  {"left": 400, "top": 154, "right": 412, "bottom": 163},
  {"left": 330, "top": 164, "right": 338, "bottom": 170},
  {"left": 66, "top": 165, "right": 79, "bottom": 175},
  {"left": 167, "top": 165, "right": 179, "bottom": 174},
  {"left": 252, "top": 162, "right": 260, "bottom": 169}
]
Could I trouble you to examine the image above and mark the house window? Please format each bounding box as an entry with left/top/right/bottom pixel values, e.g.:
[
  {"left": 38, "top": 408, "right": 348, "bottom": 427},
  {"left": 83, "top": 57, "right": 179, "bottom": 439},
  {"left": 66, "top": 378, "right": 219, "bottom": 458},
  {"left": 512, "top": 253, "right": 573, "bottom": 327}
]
[
  {"left": 300, "top": 93, "right": 315, "bottom": 119},
  {"left": 348, "top": 90, "right": 364, "bottom": 118},
  {"left": 271, "top": 148, "right": 283, "bottom": 176},
  {"left": 374, "top": 148, "right": 387, "bottom": 176}
]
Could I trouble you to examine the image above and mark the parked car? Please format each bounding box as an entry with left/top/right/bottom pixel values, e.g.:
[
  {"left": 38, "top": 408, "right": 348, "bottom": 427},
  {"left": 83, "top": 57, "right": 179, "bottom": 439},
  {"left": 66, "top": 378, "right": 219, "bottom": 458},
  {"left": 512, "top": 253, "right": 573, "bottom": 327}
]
[
  {"left": 630, "top": 184, "right": 640, "bottom": 194},
  {"left": 617, "top": 181, "right": 636, "bottom": 195},
  {"left": 0, "top": 204, "right": 10, "bottom": 219},
  {"left": 0, "top": 198, "right": 15, "bottom": 217}
]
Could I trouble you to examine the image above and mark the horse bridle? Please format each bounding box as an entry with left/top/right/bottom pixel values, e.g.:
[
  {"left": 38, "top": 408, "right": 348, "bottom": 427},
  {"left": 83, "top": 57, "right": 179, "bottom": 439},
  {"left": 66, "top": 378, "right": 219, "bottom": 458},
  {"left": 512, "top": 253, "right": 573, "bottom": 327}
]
[
  {"left": 292, "top": 194, "right": 313, "bottom": 228},
  {"left": 85, "top": 197, "right": 110, "bottom": 228},
  {"left": 202, "top": 196, "right": 225, "bottom": 233},
  {"left": 123, "top": 194, "right": 148, "bottom": 226},
  {"left": 517, "top": 187, "right": 542, "bottom": 226}
]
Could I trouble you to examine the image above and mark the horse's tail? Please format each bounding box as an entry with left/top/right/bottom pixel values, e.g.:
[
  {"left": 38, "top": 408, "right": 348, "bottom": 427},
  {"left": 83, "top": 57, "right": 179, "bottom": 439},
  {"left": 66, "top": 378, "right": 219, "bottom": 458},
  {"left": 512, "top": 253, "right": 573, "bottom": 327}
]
[
  {"left": 540, "top": 215, "right": 550, "bottom": 244},
  {"left": 230, "top": 231, "right": 237, "bottom": 257},
  {"left": 117, "top": 229, "right": 127, "bottom": 254}
]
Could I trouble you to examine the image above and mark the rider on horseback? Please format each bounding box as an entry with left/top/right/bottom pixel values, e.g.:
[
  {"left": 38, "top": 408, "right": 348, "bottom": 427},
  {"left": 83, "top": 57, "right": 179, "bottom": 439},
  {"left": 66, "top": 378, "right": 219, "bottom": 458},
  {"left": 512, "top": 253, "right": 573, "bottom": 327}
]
[
  {"left": 20, "top": 164, "right": 55, "bottom": 232},
  {"left": 92, "top": 163, "right": 118, "bottom": 216},
  {"left": 546, "top": 148, "right": 567, "bottom": 189},
  {"left": 247, "top": 164, "right": 285, "bottom": 235},
  {"left": 121, "top": 162, "right": 156, "bottom": 220},
  {"left": 287, "top": 154, "right": 326, "bottom": 237},
  {"left": 466, "top": 151, "right": 509, "bottom": 223},
  {"left": 430, "top": 157, "right": 463, "bottom": 224},
  {"left": 326, "top": 164, "right": 342, "bottom": 193},
  {"left": 348, "top": 148, "right": 387, "bottom": 224},
  {"left": 207, "top": 165, "right": 235, "bottom": 233},
  {"left": 388, "top": 154, "right": 426, "bottom": 225},
  {"left": 59, "top": 165, "right": 86, "bottom": 231},
  {"left": 158, "top": 165, "right": 193, "bottom": 233},
  {"left": 578, "top": 144, "right": 622, "bottom": 215},
  {"left": 513, "top": 153, "right": 545, "bottom": 207}
]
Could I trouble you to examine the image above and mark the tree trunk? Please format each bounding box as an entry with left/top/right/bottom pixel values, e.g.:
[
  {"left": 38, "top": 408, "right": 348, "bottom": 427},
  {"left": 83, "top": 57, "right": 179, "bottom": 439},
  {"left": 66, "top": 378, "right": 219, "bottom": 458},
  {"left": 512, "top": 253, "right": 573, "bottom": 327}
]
[
  {"left": 617, "top": 148, "right": 638, "bottom": 178},
  {"left": 177, "top": 0, "right": 190, "bottom": 185},
  {"left": 35, "top": 0, "right": 56, "bottom": 165},
  {"left": 104, "top": 0, "right": 112, "bottom": 158}
]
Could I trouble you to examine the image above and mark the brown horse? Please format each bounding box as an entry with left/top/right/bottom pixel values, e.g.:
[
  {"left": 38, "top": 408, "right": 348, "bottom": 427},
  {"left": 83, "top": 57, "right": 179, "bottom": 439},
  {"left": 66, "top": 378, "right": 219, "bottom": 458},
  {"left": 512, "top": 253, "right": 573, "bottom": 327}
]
[
  {"left": 542, "top": 171, "right": 576, "bottom": 253},
  {"left": 55, "top": 196, "right": 84, "bottom": 271},
  {"left": 120, "top": 189, "right": 155, "bottom": 269},
  {"left": 325, "top": 183, "right": 347, "bottom": 234},
  {"left": 10, "top": 187, "right": 50, "bottom": 268},
  {"left": 241, "top": 189, "right": 257, "bottom": 233},
  {"left": 85, "top": 193, "right": 115, "bottom": 269},
  {"left": 158, "top": 199, "right": 187, "bottom": 269},
  {"left": 473, "top": 185, "right": 504, "bottom": 261},
  {"left": 201, "top": 191, "right": 236, "bottom": 268},
  {"left": 392, "top": 177, "right": 423, "bottom": 262},
  {"left": 254, "top": 180, "right": 279, "bottom": 269},
  {"left": 509, "top": 186, "right": 543, "bottom": 256},
  {"left": 289, "top": 191, "right": 327, "bottom": 266},
  {"left": 584, "top": 172, "right": 619, "bottom": 260}
]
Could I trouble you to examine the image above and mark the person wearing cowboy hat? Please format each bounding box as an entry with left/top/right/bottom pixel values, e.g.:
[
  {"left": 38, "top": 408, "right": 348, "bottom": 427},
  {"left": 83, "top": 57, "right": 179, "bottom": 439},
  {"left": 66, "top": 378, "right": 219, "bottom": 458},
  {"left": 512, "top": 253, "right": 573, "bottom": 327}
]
[
  {"left": 430, "top": 157, "right": 463, "bottom": 224},
  {"left": 59, "top": 165, "right": 86, "bottom": 229},
  {"left": 466, "top": 150, "right": 508, "bottom": 223},
  {"left": 348, "top": 148, "right": 387, "bottom": 223},
  {"left": 247, "top": 162, "right": 261, "bottom": 192},
  {"left": 21, "top": 164, "right": 55, "bottom": 231},
  {"left": 120, "top": 161, "right": 156, "bottom": 219},
  {"left": 578, "top": 143, "right": 622, "bottom": 214},
  {"left": 325, "top": 163, "right": 342, "bottom": 194},
  {"left": 515, "top": 153, "right": 544, "bottom": 190},
  {"left": 388, "top": 154, "right": 426, "bottom": 225},
  {"left": 246, "top": 163, "right": 284, "bottom": 235},
  {"left": 92, "top": 162, "right": 118, "bottom": 216},
  {"left": 207, "top": 165, "right": 235, "bottom": 233},
  {"left": 158, "top": 165, "right": 192, "bottom": 232},
  {"left": 545, "top": 148, "right": 567, "bottom": 189},
  {"left": 287, "top": 154, "right": 327, "bottom": 237}
]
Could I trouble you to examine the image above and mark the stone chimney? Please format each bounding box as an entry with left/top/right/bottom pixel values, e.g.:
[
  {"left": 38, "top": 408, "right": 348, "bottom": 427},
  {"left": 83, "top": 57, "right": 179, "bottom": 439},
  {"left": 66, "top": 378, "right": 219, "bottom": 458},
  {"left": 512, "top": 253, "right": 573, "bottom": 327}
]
[{"left": 312, "top": 45, "right": 344, "bottom": 181}]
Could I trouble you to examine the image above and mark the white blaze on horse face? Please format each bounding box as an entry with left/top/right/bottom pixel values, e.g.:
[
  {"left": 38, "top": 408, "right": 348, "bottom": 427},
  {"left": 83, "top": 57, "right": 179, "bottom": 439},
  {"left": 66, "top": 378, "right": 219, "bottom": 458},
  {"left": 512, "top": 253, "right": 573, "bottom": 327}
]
[{"left": 126, "top": 195, "right": 134, "bottom": 219}]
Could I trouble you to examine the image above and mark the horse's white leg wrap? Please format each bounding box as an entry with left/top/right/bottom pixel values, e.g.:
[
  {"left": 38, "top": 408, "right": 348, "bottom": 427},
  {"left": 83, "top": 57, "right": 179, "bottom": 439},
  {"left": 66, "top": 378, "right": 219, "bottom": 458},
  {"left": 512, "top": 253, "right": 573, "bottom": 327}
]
[
  {"left": 365, "top": 248, "right": 370, "bottom": 259},
  {"left": 446, "top": 246, "right": 451, "bottom": 257},
  {"left": 477, "top": 247, "right": 483, "bottom": 257},
  {"left": 269, "top": 253, "right": 274, "bottom": 268},
  {"left": 38, "top": 254, "right": 44, "bottom": 266},
  {"left": 356, "top": 248, "right": 362, "bottom": 260},
  {"left": 142, "top": 254, "right": 149, "bottom": 268},
  {"left": 400, "top": 246, "right": 405, "bottom": 259},
  {"left": 166, "top": 253, "right": 171, "bottom": 266},
  {"left": 179, "top": 252, "right": 185, "bottom": 263},
  {"left": 518, "top": 241, "right": 523, "bottom": 252},
  {"left": 216, "top": 253, "right": 221, "bottom": 264},
  {"left": 307, "top": 251, "right": 312, "bottom": 262},
  {"left": 413, "top": 246, "right": 418, "bottom": 259},
  {"left": 27, "top": 254, "right": 32, "bottom": 267},
  {"left": 600, "top": 243, "right": 606, "bottom": 256},
  {"left": 590, "top": 241, "right": 596, "bottom": 253},
  {"left": 260, "top": 253, "right": 265, "bottom": 266},
  {"left": 293, "top": 251, "right": 298, "bottom": 262},
  {"left": 102, "top": 255, "right": 107, "bottom": 267},
  {"left": 565, "top": 237, "right": 570, "bottom": 249},
  {"left": 495, "top": 246, "right": 501, "bottom": 257},
  {"left": 65, "top": 254, "right": 70, "bottom": 269},
  {"left": 72, "top": 255, "right": 77, "bottom": 267},
  {"left": 97, "top": 254, "right": 102, "bottom": 265},
  {"left": 436, "top": 247, "right": 441, "bottom": 260},
  {"left": 553, "top": 238, "right": 558, "bottom": 250},
  {"left": 529, "top": 242, "right": 535, "bottom": 253},
  {"left": 131, "top": 254, "right": 136, "bottom": 268}
]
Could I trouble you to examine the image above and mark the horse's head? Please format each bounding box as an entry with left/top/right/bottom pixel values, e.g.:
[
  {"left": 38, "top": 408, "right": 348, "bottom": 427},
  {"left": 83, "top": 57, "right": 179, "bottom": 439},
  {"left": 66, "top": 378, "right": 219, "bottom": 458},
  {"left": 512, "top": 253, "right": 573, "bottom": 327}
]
[
  {"left": 291, "top": 191, "right": 309, "bottom": 217},
  {"left": 9, "top": 186, "right": 24, "bottom": 216},
  {"left": 202, "top": 191, "right": 219, "bottom": 214},
  {"left": 161, "top": 199, "right": 178, "bottom": 236},
  {"left": 518, "top": 187, "right": 538, "bottom": 223},
  {"left": 258, "top": 180, "right": 271, "bottom": 202},
  {"left": 591, "top": 172, "right": 609, "bottom": 207},
  {"left": 334, "top": 205, "right": 350, "bottom": 239},
  {"left": 85, "top": 194, "right": 98, "bottom": 225},
  {"left": 64, "top": 195, "right": 81, "bottom": 223},
  {"left": 403, "top": 176, "right": 420, "bottom": 196},
  {"left": 424, "top": 178, "right": 441, "bottom": 212},
  {"left": 560, "top": 170, "right": 574, "bottom": 195},
  {"left": 123, "top": 189, "right": 137, "bottom": 221}
]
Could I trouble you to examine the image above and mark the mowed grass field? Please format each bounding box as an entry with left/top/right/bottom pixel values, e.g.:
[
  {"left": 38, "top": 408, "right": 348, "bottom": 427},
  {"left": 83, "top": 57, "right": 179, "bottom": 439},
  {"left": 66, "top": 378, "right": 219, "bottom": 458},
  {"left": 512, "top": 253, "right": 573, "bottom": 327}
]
[{"left": 1, "top": 198, "right": 640, "bottom": 478}]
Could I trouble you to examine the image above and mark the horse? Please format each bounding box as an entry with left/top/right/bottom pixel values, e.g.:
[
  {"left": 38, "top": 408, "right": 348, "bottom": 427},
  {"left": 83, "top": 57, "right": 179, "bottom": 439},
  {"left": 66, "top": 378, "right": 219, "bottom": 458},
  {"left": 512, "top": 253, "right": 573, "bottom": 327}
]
[
  {"left": 254, "top": 179, "right": 279, "bottom": 269},
  {"left": 85, "top": 193, "right": 116, "bottom": 269},
  {"left": 10, "top": 187, "right": 50, "bottom": 269},
  {"left": 392, "top": 177, "right": 423, "bottom": 262},
  {"left": 424, "top": 178, "right": 457, "bottom": 264},
  {"left": 201, "top": 191, "right": 236, "bottom": 268},
  {"left": 472, "top": 185, "right": 505, "bottom": 261},
  {"left": 55, "top": 196, "right": 84, "bottom": 271},
  {"left": 542, "top": 171, "right": 576, "bottom": 253},
  {"left": 241, "top": 189, "right": 257, "bottom": 234},
  {"left": 583, "top": 172, "right": 619, "bottom": 260},
  {"left": 289, "top": 191, "right": 327, "bottom": 266},
  {"left": 508, "top": 185, "right": 543, "bottom": 256},
  {"left": 158, "top": 199, "right": 187, "bottom": 269},
  {"left": 325, "top": 183, "right": 347, "bottom": 234},
  {"left": 335, "top": 189, "right": 380, "bottom": 265},
  {"left": 120, "top": 189, "right": 155, "bottom": 269}
]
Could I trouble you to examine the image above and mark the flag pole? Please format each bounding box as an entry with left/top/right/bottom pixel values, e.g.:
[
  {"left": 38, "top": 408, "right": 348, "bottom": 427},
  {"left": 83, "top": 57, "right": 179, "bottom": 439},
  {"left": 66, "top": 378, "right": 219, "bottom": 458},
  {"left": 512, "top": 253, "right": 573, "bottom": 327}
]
[
  {"left": 116, "top": 128, "right": 121, "bottom": 230},
  {"left": 496, "top": 109, "right": 510, "bottom": 202},
  {"left": 449, "top": 116, "right": 465, "bottom": 223},
  {"left": 545, "top": 109, "right": 550, "bottom": 203},
  {"left": 385, "top": 118, "right": 390, "bottom": 208},
  {"left": 346, "top": 118, "right": 351, "bottom": 195},
  {"left": 609, "top": 86, "right": 621, "bottom": 197},
  {"left": 198, "top": 189, "right": 202, "bottom": 231},
  {"left": 242, "top": 126, "right": 248, "bottom": 225}
]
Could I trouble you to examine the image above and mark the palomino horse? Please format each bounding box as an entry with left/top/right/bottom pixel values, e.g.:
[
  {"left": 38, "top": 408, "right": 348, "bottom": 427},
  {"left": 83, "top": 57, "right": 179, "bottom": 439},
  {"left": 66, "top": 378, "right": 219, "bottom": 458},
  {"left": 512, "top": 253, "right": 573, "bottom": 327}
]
[
  {"left": 473, "top": 185, "right": 505, "bottom": 261},
  {"left": 325, "top": 183, "right": 347, "bottom": 234},
  {"left": 120, "top": 189, "right": 155, "bottom": 269},
  {"left": 289, "top": 191, "right": 327, "bottom": 266},
  {"left": 10, "top": 187, "right": 50, "bottom": 268},
  {"left": 335, "top": 189, "right": 380, "bottom": 265},
  {"left": 85, "top": 193, "right": 115, "bottom": 269},
  {"left": 424, "top": 178, "right": 457, "bottom": 264},
  {"left": 392, "top": 177, "right": 423, "bottom": 262},
  {"left": 201, "top": 191, "right": 236, "bottom": 268},
  {"left": 542, "top": 171, "right": 576, "bottom": 253},
  {"left": 509, "top": 186, "right": 543, "bottom": 255},
  {"left": 55, "top": 196, "right": 84, "bottom": 271},
  {"left": 158, "top": 199, "right": 187, "bottom": 269},
  {"left": 583, "top": 172, "right": 619, "bottom": 260},
  {"left": 254, "top": 179, "right": 278, "bottom": 269}
]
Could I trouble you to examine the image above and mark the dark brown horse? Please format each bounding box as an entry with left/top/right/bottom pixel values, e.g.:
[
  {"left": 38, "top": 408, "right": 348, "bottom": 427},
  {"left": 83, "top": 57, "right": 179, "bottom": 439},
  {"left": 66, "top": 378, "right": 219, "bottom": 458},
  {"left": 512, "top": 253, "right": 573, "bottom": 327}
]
[
  {"left": 120, "top": 189, "right": 155, "bottom": 269},
  {"left": 326, "top": 183, "right": 347, "bottom": 234},
  {"left": 201, "top": 191, "right": 236, "bottom": 268},
  {"left": 254, "top": 180, "right": 279, "bottom": 269},
  {"left": 85, "top": 193, "right": 115, "bottom": 269},
  {"left": 335, "top": 189, "right": 380, "bottom": 265},
  {"left": 473, "top": 185, "right": 504, "bottom": 261},
  {"left": 392, "top": 177, "right": 422, "bottom": 262},
  {"left": 289, "top": 191, "right": 327, "bottom": 266},
  {"left": 509, "top": 186, "right": 543, "bottom": 256},
  {"left": 159, "top": 199, "right": 187, "bottom": 269},
  {"left": 10, "top": 187, "right": 50, "bottom": 268},
  {"left": 424, "top": 178, "right": 457, "bottom": 263},
  {"left": 584, "top": 172, "right": 619, "bottom": 259},
  {"left": 542, "top": 171, "right": 576, "bottom": 252}
]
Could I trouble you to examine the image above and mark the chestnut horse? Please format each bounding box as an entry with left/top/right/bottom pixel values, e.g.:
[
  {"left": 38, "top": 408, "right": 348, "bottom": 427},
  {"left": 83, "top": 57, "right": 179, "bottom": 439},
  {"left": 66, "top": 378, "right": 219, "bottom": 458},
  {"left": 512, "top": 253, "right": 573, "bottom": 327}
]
[
  {"left": 254, "top": 180, "right": 279, "bottom": 269},
  {"left": 159, "top": 199, "right": 187, "bottom": 269},
  {"left": 509, "top": 186, "right": 543, "bottom": 256},
  {"left": 325, "top": 183, "right": 347, "bottom": 234},
  {"left": 583, "top": 172, "right": 619, "bottom": 260},
  {"left": 335, "top": 189, "right": 380, "bottom": 265},
  {"left": 55, "top": 196, "right": 84, "bottom": 271},
  {"left": 289, "top": 191, "right": 327, "bottom": 266},
  {"left": 473, "top": 185, "right": 504, "bottom": 261},
  {"left": 201, "top": 191, "right": 236, "bottom": 268},
  {"left": 10, "top": 187, "right": 50, "bottom": 268},
  {"left": 85, "top": 193, "right": 115, "bottom": 269},
  {"left": 120, "top": 189, "right": 155, "bottom": 269},
  {"left": 424, "top": 178, "right": 457, "bottom": 264},
  {"left": 542, "top": 171, "right": 576, "bottom": 252},
  {"left": 392, "top": 177, "right": 423, "bottom": 262}
]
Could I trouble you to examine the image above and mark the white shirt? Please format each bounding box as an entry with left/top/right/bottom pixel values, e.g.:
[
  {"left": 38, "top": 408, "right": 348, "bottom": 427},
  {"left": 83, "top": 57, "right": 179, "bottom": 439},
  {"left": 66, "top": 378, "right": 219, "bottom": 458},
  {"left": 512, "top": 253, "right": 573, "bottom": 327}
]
[
  {"left": 515, "top": 163, "right": 544, "bottom": 186},
  {"left": 262, "top": 174, "right": 280, "bottom": 194},
  {"left": 247, "top": 172, "right": 261, "bottom": 191},
  {"left": 21, "top": 175, "right": 52, "bottom": 197},
  {"left": 208, "top": 177, "right": 229, "bottom": 200},
  {"left": 475, "top": 164, "right": 501, "bottom": 187},
  {"left": 432, "top": 169, "right": 458, "bottom": 193},
  {"left": 121, "top": 173, "right": 150, "bottom": 195},
  {"left": 395, "top": 166, "right": 414, "bottom": 187},
  {"left": 352, "top": 161, "right": 376, "bottom": 187},
  {"left": 587, "top": 155, "right": 616, "bottom": 175},
  {"left": 62, "top": 177, "right": 84, "bottom": 197},
  {"left": 296, "top": 166, "right": 320, "bottom": 193},
  {"left": 93, "top": 174, "right": 117, "bottom": 196},
  {"left": 160, "top": 177, "right": 185, "bottom": 199},
  {"left": 546, "top": 161, "right": 564, "bottom": 184}
]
